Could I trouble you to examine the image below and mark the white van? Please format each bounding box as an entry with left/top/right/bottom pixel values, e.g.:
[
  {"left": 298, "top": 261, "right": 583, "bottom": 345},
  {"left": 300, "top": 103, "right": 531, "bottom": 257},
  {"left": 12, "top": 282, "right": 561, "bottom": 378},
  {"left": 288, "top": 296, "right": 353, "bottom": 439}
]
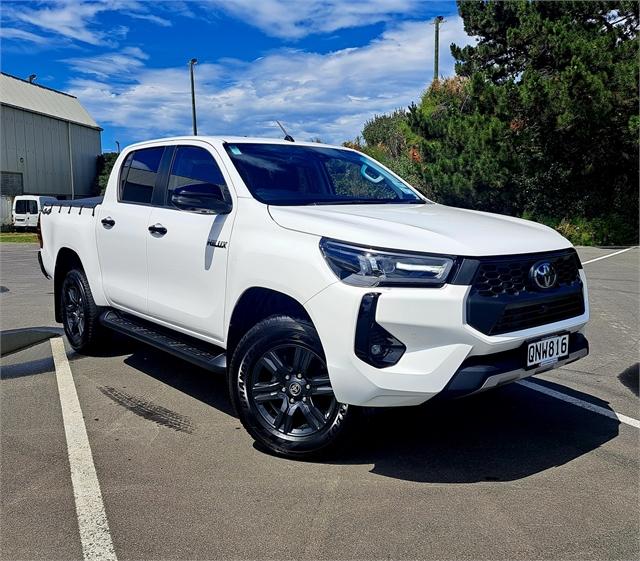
[{"left": 12, "top": 195, "right": 58, "bottom": 229}]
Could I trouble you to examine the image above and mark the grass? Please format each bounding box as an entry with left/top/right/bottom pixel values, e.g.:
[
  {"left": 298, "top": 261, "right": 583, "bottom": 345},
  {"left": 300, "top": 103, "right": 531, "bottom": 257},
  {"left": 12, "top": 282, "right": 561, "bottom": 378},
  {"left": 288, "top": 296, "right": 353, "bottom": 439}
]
[{"left": 0, "top": 232, "right": 39, "bottom": 243}]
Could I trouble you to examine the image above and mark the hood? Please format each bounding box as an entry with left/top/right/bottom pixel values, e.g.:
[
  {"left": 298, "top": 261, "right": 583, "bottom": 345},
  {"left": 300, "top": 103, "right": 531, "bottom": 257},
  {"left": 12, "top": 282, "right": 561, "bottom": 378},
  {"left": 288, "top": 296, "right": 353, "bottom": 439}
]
[{"left": 268, "top": 203, "right": 571, "bottom": 256}]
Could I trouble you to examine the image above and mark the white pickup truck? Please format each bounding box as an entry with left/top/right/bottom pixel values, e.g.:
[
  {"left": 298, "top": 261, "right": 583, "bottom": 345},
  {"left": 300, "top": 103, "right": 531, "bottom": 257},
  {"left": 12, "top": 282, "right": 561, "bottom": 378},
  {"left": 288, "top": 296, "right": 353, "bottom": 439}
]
[{"left": 39, "top": 136, "right": 589, "bottom": 457}]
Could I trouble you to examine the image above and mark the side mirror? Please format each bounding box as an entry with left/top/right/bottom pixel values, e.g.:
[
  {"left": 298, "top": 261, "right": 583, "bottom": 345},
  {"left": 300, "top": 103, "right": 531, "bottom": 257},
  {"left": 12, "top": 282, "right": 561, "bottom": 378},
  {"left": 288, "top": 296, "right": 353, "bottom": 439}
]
[{"left": 170, "top": 183, "right": 232, "bottom": 214}]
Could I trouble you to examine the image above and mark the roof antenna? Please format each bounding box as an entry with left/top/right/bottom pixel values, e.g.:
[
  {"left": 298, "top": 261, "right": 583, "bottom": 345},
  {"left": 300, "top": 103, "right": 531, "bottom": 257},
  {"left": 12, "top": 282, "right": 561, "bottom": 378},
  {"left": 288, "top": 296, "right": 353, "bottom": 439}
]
[{"left": 275, "top": 120, "right": 295, "bottom": 142}]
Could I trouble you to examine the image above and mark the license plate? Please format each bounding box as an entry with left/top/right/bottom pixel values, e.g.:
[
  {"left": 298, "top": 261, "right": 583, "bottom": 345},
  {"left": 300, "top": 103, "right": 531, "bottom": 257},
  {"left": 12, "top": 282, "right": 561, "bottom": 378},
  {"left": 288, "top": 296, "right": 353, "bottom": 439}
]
[{"left": 526, "top": 334, "right": 569, "bottom": 368}]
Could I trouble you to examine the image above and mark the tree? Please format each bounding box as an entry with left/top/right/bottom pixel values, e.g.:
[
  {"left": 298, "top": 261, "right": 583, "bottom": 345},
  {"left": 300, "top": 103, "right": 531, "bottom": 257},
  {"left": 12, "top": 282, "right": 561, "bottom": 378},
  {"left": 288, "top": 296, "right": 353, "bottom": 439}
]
[
  {"left": 408, "top": 0, "right": 639, "bottom": 243},
  {"left": 94, "top": 152, "right": 119, "bottom": 195},
  {"left": 346, "top": 110, "right": 425, "bottom": 192},
  {"left": 408, "top": 76, "right": 520, "bottom": 211},
  {"left": 362, "top": 110, "right": 410, "bottom": 158}
]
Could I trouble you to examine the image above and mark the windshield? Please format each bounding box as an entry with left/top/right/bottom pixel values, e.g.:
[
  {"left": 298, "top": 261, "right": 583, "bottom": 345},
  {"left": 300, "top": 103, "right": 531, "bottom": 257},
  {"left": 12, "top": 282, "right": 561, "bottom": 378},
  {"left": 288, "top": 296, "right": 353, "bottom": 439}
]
[{"left": 224, "top": 143, "right": 426, "bottom": 205}]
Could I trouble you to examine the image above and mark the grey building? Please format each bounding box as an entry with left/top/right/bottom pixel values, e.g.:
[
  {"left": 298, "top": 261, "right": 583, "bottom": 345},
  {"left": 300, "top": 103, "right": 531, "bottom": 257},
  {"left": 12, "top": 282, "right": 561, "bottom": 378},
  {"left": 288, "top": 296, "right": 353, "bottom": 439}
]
[{"left": 0, "top": 72, "right": 102, "bottom": 200}]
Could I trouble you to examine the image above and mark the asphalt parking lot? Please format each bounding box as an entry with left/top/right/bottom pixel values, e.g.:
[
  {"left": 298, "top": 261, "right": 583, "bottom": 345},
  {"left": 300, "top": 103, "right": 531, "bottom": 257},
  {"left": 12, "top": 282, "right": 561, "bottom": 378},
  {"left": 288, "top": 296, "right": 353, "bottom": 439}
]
[{"left": 1, "top": 243, "right": 638, "bottom": 561}]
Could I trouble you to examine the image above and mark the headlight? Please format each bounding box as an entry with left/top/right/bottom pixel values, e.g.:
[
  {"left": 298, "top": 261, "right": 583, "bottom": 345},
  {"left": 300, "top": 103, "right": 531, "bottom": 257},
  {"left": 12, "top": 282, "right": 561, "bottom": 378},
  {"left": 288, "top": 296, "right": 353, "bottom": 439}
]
[{"left": 319, "top": 239, "right": 455, "bottom": 287}]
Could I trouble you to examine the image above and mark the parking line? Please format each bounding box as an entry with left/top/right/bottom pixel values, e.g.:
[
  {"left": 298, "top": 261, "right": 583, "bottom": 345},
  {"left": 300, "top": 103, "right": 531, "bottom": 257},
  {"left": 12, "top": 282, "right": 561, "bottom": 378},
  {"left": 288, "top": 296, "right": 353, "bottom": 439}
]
[
  {"left": 517, "top": 379, "right": 640, "bottom": 429},
  {"left": 50, "top": 338, "right": 118, "bottom": 561},
  {"left": 582, "top": 246, "right": 637, "bottom": 265}
]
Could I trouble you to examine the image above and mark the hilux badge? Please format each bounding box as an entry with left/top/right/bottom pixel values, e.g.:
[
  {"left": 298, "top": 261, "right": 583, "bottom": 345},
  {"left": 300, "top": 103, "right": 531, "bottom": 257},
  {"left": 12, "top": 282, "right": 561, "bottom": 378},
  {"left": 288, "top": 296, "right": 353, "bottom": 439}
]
[
  {"left": 207, "top": 239, "right": 227, "bottom": 249},
  {"left": 531, "top": 261, "right": 557, "bottom": 289}
]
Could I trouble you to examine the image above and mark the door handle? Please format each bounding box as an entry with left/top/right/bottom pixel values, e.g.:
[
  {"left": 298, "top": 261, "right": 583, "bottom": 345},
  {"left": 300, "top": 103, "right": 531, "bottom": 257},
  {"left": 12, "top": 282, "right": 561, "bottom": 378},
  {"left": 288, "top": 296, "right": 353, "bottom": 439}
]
[
  {"left": 148, "top": 223, "right": 167, "bottom": 236},
  {"left": 101, "top": 217, "right": 115, "bottom": 228}
]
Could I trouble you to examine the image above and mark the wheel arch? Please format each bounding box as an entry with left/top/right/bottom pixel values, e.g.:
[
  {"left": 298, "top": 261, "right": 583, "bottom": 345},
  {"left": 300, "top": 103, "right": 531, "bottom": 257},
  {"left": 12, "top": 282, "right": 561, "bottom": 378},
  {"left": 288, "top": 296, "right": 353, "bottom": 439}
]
[{"left": 226, "top": 287, "right": 313, "bottom": 359}]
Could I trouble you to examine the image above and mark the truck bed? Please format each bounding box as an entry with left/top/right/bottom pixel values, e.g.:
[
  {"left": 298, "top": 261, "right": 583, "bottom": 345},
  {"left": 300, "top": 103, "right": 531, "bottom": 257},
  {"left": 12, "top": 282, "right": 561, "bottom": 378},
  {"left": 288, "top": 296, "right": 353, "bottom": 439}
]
[
  {"left": 39, "top": 195, "right": 108, "bottom": 308},
  {"left": 41, "top": 196, "right": 103, "bottom": 215}
]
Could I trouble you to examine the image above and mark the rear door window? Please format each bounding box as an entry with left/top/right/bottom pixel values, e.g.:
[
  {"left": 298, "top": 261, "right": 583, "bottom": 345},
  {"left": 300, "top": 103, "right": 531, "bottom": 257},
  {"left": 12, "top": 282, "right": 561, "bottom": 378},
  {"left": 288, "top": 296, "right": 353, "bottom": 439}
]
[
  {"left": 120, "top": 147, "right": 165, "bottom": 204},
  {"left": 14, "top": 200, "right": 37, "bottom": 213}
]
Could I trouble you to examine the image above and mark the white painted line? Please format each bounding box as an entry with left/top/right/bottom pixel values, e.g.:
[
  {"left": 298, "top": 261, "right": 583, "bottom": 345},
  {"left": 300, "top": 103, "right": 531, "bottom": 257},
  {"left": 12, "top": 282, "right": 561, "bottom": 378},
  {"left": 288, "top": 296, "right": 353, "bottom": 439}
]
[
  {"left": 582, "top": 246, "right": 637, "bottom": 265},
  {"left": 50, "top": 337, "right": 118, "bottom": 561},
  {"left": 517, "top": 379, "right": 640, "bottom": 429}
]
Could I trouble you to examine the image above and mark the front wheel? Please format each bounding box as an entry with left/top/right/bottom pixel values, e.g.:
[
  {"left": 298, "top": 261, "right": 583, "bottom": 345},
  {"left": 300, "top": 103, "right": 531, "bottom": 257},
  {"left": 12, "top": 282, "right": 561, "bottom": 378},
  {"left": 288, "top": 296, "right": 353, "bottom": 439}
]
[{"left": 229, "top": 315, "right": 351, "bottom": 458}]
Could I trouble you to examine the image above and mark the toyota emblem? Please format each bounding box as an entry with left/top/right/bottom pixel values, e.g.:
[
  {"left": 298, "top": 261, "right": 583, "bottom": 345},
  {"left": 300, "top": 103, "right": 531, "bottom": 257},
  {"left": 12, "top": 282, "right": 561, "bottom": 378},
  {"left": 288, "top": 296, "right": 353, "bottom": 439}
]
[
  {"left": 530, "top": 261, "right": 557, "bottom": 289},
  {"left": 289, "top": 382, "right": 302, "bottom": 396}
]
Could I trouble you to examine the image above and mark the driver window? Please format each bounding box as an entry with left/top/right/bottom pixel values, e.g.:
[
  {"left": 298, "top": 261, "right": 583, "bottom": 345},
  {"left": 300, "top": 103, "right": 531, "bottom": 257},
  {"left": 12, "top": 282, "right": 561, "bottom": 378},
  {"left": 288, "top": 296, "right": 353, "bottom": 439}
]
[{"left": 167, "top": 146, "right": 228, "bottom": 207}]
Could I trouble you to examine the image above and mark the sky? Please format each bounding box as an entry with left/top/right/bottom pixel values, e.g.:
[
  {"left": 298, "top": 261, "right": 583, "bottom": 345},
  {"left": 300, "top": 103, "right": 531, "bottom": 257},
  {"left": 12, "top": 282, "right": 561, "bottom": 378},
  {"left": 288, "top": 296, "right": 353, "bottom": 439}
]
[{"left": 1, "top": 0, "right": 474, "bottom": 152}]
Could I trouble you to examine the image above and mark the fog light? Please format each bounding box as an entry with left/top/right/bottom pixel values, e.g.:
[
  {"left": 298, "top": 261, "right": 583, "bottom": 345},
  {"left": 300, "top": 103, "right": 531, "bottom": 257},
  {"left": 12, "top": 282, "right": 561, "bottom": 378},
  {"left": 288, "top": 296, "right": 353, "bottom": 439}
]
[{"left": 354, "top": 293, "right": 406, "bottom": 368}]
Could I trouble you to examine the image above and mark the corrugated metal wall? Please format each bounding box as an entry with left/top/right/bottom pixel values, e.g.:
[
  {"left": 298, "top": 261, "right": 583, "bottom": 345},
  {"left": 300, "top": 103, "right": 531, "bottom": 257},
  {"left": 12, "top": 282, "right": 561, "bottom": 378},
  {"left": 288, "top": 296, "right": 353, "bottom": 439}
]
[
  {"left": 0, "top": 105, "right": 101, "bottom": 198},
  {"left": 70, "top": 122, "right": 102, "bottom": 197},
  {"left": 0, "top": 196, "right": 13, "bottom": 225}
]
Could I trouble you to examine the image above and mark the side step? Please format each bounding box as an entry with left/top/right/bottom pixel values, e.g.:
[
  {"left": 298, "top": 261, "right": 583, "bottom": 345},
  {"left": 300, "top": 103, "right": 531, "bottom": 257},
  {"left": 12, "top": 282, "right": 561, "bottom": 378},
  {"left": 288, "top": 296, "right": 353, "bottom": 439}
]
[{"left": 99, "top": 310, "right": 226, "bottom": 373}]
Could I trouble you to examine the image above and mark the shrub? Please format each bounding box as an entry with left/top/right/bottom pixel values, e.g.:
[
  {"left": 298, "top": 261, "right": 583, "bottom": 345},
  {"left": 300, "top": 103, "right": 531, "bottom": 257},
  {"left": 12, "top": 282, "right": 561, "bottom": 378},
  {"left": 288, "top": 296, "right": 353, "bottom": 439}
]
[
  {"left": 531, "top": 214, "right": 638, "bottom": 246},
  {"left": 94, "top": 152, "right": 119, "bottom": 195}
]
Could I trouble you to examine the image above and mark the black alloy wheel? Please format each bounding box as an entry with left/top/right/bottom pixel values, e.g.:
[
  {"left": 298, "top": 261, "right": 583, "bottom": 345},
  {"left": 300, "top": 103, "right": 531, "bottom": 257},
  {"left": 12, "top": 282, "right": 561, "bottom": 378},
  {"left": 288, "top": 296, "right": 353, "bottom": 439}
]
[
  {"left": 60, "top": 268, "right": 102, "bottom": 352},
  {"left": 62, "top": 278, "right": 85, "bottom": 341},
  {"left": 230, "top": 315, "right": 351, "bottom": 458},
  {"left": 250, "top": 343, "right": 338, "bottom": 438}
]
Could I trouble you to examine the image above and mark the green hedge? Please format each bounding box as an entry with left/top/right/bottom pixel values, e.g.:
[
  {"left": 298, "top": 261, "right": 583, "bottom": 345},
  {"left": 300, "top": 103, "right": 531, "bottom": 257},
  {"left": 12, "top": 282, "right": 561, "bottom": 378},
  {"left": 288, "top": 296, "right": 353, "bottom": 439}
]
[{"left": 525, "top": 213, "right": 639, "bottom": 246}]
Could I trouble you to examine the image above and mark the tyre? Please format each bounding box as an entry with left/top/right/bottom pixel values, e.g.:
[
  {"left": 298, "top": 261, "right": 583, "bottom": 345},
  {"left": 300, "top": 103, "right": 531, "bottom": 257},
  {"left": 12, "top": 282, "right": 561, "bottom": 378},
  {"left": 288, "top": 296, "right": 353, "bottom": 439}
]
[
  {"left": 229, "top": 315, "right": 351, "bottom": 459},
  {"left": 60, "top": 268, "right": 102, "bottom": 352}
]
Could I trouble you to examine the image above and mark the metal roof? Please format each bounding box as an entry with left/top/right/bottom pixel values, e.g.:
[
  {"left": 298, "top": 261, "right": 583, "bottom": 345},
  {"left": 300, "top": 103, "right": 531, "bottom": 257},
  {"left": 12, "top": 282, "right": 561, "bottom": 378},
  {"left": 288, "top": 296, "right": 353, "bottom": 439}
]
[{"left": 0, "top": 72, "right": 101, "bottom": 130}]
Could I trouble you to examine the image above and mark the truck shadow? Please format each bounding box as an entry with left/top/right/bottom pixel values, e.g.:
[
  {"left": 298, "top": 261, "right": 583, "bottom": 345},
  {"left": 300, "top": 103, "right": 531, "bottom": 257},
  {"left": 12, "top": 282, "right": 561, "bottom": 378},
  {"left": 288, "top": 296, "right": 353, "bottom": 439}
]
[
  {"left": 331, "top": 381, "right": 621, "bottom": 483},
  {"left": 107, "top": 341, "right": 621, "bottom": 484},
  {"left": 121, "top": 341, "right": 237, "bottom": 418},
  {"left": 618, "top": 363, "right": 639, "bottom": 396}
]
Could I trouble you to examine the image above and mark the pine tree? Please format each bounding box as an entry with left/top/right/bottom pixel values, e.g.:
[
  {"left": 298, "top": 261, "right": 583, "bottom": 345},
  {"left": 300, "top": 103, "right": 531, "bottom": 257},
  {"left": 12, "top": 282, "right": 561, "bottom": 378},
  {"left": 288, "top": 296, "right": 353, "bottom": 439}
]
[{"left": 408, "top": 0, "right": 639, "bottom": 243}]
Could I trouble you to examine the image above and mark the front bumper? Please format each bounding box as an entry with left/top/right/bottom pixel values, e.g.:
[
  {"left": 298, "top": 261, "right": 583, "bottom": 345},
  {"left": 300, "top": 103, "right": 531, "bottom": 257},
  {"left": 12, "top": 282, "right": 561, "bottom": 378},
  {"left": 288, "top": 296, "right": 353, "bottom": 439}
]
[
  {"left": 304, "top": 270, "right": 589, "bottom": 407},
  {"left": 437, "top": 332, "right": 589, "bottom": 399}
]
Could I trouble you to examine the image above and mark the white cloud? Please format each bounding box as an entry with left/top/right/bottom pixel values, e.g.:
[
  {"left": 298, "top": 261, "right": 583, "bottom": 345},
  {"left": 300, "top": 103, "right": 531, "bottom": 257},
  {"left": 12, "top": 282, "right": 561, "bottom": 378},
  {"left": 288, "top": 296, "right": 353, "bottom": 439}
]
[
  {"left": 2, "top": 0, "right": 172, "bottom": 46},
  {"left": 66, "top": 16, "right": 474, "bottom": 144},
  {"left": 123, "top": 11, "right": 171, "bottom": 27},
  {"left": 64, "top": 47, "right": 149, "bottom": 79},
  {"left": 2, "top": 0, "right": 453, "bottom": 48},
  {"left": 0, "top": 27, "right": 50, "bottom": 44},
  {"left": 5, "top": 1, "right": 119, "bottom": 46},
  {"left": 199, "top": 0, "right": 439, "bottom": 39}
]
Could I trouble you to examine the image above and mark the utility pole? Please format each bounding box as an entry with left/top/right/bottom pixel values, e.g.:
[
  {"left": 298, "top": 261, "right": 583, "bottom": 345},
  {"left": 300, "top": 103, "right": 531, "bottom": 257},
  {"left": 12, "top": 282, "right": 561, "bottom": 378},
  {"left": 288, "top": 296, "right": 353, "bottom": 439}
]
[
  {"left": 433, "top": 16, "right": 444, "bottom": 82},
  {"left": 189, "top": 58, "right": 198, "bottom": 136},
  {"left": 115, "top": 141, "right": 120, "bottom": 153}
]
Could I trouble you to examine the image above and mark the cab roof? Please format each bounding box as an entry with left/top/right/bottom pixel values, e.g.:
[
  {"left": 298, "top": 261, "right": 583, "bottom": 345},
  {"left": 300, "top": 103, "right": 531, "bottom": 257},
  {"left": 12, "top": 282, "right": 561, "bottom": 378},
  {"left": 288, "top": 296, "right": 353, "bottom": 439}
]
[{"left": 125, "top": 135, "right": 343, "bottom": 151}]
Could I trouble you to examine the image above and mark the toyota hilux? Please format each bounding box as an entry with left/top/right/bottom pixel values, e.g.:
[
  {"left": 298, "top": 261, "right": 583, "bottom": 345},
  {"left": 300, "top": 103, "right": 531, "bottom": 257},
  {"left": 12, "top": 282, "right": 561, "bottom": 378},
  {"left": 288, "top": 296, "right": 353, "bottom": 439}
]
[{"left": 39, "top": 136, "right": 589, "bottom": 457}]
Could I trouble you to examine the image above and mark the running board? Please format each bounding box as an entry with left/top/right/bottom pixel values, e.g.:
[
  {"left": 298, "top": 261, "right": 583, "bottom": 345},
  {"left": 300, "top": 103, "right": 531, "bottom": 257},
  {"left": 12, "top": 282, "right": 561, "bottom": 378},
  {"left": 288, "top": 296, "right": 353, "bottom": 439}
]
[{"left": 99, "top": 310, "right": 226, "bottom": 373}]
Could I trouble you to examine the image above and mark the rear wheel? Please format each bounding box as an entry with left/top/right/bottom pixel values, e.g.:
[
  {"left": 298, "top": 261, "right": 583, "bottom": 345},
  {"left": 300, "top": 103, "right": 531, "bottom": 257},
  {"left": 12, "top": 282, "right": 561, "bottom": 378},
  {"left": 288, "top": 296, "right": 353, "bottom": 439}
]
[
  {"left": 229, "top": 315, "right": 351, "bottom": 458},
  {"left": 60, "top": 269, "right": 102, "bottom": 352}
]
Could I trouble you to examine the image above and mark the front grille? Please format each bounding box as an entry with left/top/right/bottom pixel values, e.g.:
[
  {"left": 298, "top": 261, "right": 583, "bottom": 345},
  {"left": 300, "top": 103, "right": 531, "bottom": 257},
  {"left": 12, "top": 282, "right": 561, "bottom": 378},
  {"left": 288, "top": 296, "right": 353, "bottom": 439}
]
[
  {"left": 490, "top": 293, "right": 585, "bottom": 335},
  {"left": 466, "top": 249, "right": 585, "bottom": 335},
  {"left": 473, "top": 250, "right": 581, "bottom": 297}
]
